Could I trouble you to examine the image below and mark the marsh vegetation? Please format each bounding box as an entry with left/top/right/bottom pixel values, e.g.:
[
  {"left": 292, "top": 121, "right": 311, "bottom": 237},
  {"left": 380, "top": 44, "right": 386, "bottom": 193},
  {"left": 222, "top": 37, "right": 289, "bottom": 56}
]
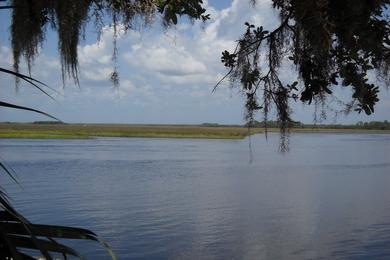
[{"left": 1, "top": 123, "right": 389, "bottom": 140}]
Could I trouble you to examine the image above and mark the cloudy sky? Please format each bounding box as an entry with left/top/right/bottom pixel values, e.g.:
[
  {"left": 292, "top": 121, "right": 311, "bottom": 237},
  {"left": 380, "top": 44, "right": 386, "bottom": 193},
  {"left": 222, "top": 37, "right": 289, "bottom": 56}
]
[{"left": 0, "top": 0, "right": 389, "bottom": 124}]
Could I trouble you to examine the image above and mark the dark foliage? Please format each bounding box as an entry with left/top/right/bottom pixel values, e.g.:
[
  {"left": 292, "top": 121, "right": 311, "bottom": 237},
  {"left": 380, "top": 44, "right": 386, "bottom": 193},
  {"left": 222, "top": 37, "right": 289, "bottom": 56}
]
[
  {"left": 217, "top": 0, "right": 390, "bottom": 138},
  {"left": 0, "top": 200, "right": 115, "bottom": 259},
  {"left": 10, "top": 0, "right": 209, "bottom": 86},
  {"left": 0, "top": 68, "right": 116, "bottom": 259}
]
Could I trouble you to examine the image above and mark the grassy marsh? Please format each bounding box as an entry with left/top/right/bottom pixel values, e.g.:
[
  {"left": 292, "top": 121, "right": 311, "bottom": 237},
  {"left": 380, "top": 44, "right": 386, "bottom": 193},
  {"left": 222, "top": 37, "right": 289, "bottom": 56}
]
[
  {"left": 0, "top": 123, "right": 389, "bottom": 140},
  {"left": 0, "top": 123, "right": 261, "bottom": 140}
]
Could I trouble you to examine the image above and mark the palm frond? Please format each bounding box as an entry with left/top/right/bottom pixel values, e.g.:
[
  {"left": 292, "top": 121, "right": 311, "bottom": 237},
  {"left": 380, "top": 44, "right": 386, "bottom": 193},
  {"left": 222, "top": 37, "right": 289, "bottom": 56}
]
[
  {"left": 0, "top": 101, "right": 61, "bottom": 122},
  {"left": 0, "top": 50, "right": 116, "bottom": 260},
  {"left": 0, "top": 160, "right": 20, "bottom": 185},
  {"left": 0, "top": 67, "right": 62, "bottom": 100},
  {"left": 0, "top": 191, "right": 116, "bottom": 259}
]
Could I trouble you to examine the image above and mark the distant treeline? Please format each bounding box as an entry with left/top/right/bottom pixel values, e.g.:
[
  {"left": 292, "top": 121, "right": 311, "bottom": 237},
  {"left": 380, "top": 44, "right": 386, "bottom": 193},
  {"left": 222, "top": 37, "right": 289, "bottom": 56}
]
[
  {"left": 200, "top": 123, "right": 242, "bottom": 127},
  {"left": 0, "top": 121, "right": 388, "bottom": 130},
  {"left": 33, "top": 121, "right": 66, "bottom": 125},
  {"left": 0, "top": 121, "right": 66, "bottom": 125},
  {"left": 245, "top": 120, "right": 390, "bottom": 130}
]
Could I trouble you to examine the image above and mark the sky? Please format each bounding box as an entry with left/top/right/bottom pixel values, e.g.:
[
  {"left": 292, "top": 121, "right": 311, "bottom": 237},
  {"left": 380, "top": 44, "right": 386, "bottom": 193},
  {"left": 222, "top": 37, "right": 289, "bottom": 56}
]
[{"left": 0, "top": 0, "right": 389, "bottom": 125}]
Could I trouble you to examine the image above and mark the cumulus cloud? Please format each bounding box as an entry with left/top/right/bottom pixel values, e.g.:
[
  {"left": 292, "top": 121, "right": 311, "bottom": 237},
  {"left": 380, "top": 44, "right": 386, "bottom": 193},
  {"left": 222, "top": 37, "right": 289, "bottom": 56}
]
[
  {"left": 3, "top": 0, "right": 280, "bottom": 96},
  {"left": 0, "top": 0, "right": 281, "bottom": 123},
  {"left": 112, "top": 0, "right": 280, "bottom": 92},
  {"left": 5, "top": 0, "right": 386, "bottom": 124},
  {"left": 125, "top": 45, "right": 207, "bottom": 76}
]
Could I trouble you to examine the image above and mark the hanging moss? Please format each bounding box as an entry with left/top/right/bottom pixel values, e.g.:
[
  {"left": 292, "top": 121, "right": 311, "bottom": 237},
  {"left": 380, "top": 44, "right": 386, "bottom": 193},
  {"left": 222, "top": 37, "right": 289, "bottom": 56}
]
[
  {"left": 10, "top": 0, "right": 209, "bottom": 86},
  {"left": 53, "top": 1, "right": 91, "bottom": 85},
  {"left": 11, "top": 0, "right": 49, "bottom": 85},
  {"left": 217, "top": 0, "right": 390, "bottom": 151}
]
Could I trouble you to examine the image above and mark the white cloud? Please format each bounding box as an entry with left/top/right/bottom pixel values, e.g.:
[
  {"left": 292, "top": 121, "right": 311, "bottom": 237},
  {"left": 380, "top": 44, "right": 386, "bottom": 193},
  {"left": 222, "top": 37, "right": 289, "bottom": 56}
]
[
  {"left": 125, "top": 45, "right": 207, "bottom": 76},
  {"left": 79, "top": 40, "right": 111, "bottom": 66},
  {"left": 0, "top": 0, "right": 283, "bottom": 124},
  {"left": 12, "top": 1, "right": 388, "bottom": 124},
  {"left": 110, "top": 0, "right": 280, "bottom": 92},
  {"left": 0, "top": 46, "right": 12, "bottom": 67},
  {"left": 1, "top": 0, "right": 279, "bottom": 96},
  {"left": 82, "top": 67, "right": 112, "bottom": 81}
]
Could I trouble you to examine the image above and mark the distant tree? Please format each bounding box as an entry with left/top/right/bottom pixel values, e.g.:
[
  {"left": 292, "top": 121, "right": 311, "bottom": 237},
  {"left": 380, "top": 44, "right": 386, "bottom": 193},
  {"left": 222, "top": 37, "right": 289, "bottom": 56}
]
[
  {"left": 201, "top": 123, "right": 220, "bottom": 127},
  {"left": 33, "top": 120, "right": 65, "bottom": 124}
]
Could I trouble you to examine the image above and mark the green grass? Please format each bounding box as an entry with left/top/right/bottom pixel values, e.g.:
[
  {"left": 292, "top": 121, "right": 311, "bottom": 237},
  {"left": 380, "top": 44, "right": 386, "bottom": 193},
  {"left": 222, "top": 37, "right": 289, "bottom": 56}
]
[
  {"left": 0, "top": 123, "right": 389, "bottom": 140},
  {"left": 0, "top": 124, "right": 262, "bottom": 140}
]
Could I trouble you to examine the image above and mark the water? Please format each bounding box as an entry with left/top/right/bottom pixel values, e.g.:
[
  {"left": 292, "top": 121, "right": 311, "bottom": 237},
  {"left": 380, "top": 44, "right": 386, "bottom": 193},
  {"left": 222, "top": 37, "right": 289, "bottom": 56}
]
[{"left": 0, "top": 133, "right": 390, "bottom": 259}]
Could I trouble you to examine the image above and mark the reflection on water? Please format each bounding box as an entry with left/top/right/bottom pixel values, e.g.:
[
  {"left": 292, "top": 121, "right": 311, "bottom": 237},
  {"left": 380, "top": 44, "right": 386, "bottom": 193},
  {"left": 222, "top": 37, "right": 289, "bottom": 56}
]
[{"left": 0, "top": 133, "right": 389, "bottom": 259}]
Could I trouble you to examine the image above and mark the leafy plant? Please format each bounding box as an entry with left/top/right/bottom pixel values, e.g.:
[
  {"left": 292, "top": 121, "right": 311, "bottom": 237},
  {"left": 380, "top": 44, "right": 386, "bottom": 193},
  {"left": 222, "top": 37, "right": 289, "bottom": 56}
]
[{"left": 0, "top": 68, "right": 116, "bottom": 259}]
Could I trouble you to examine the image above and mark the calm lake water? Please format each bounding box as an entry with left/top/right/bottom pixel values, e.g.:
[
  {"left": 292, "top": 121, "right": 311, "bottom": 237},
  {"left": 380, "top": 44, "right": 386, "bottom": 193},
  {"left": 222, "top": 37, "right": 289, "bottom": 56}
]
[{"left": 1, "top": 133, "right": 390, "bottom": 259}]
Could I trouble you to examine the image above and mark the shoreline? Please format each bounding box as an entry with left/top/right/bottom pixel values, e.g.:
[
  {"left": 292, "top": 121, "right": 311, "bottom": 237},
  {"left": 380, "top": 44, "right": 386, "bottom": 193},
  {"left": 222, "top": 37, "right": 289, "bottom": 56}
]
[{"left": 0, "top": 123, "right": 389, "bottom": 140}]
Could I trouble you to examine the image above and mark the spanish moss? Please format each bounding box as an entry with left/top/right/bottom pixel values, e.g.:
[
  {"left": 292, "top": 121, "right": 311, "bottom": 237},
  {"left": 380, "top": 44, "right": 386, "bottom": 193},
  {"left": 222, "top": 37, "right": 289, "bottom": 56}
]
[
  {"left": 217, "top": 0, "right": 390, "bottom": 151},
  {"left": 10, "top": 0, "right": 209, "bottom": 86}
]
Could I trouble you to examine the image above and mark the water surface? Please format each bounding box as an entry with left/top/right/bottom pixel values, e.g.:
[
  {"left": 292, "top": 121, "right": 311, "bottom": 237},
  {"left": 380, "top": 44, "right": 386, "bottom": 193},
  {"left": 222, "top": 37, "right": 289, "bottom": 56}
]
[{"left": 1, "top": 133, "right": 390, "bottom": 259}]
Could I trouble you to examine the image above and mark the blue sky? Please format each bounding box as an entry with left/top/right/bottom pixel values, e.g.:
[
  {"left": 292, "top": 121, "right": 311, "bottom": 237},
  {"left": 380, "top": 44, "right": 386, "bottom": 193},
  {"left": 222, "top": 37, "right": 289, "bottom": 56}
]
[{"left": 0, "top": 0, "right": 389, "bottom": 124}]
